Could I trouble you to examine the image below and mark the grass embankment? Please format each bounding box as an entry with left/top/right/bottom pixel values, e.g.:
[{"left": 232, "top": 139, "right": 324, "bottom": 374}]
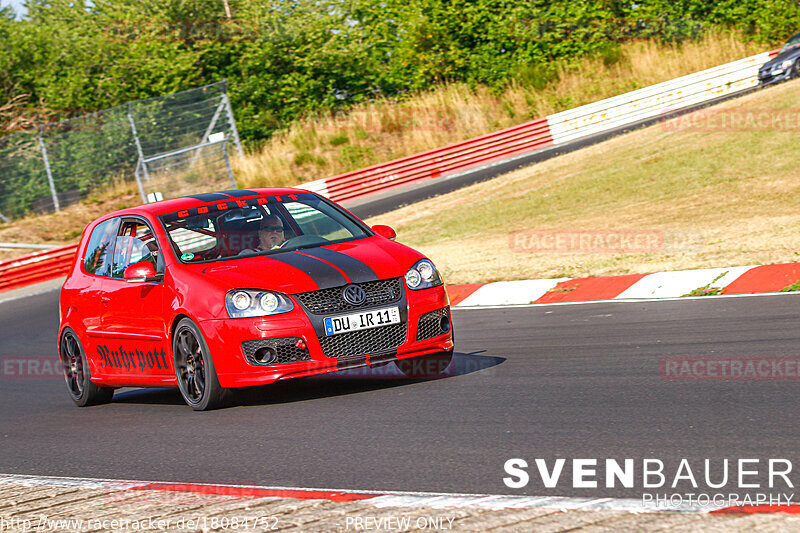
[
  {"left": 0, "top": 31, "right": 771, "bottom": 264},
  {"left": 367, "top": 79, "right": 800, "bottom": 284},
  {"left": 235, "top": 32, "right": 763, "bottom": 188}
]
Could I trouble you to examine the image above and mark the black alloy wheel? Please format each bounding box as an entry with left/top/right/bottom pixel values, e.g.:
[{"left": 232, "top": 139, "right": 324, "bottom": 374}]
[
  {"left": 60, "top": 329, "right": 114, "bottom": 406},
  {"left": 173, "top": 318, "right": 227, "bottom": 410}
]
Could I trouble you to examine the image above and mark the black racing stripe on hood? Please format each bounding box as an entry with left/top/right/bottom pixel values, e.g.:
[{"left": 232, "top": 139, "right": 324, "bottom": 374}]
[
  {"left": 268, "top": 251, "right": 347, "bottom": 290},
  {"left": 299, "top": 248, "right": 379, "bottom": 283}
]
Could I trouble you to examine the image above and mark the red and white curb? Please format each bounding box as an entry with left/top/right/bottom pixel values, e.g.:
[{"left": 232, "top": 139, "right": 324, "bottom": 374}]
[
  {"left": 447, "top": 262, "right": 800, "bottom": 307},
  {"left": 0, "top": 474, "right": 789, "bottom": 515}
]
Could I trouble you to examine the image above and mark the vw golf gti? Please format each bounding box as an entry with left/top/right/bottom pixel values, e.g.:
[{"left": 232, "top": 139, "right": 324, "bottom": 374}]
[{"left": 59, "top": 188, "right": 454, "bottom": 410}]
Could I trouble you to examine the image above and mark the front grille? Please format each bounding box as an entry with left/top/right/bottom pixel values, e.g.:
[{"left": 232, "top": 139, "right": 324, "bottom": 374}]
[
  {"left": 319, "top": 323, "right": 407, "bottom": 359},
  {"left": 417, "top": 307, "right": 451, "bottom": 341},
  {"left": 294, "top": 278, "right": 403, "bottom": 315},
  {"left": 242, "top": 337, "right": 311, "bottom": 366}
]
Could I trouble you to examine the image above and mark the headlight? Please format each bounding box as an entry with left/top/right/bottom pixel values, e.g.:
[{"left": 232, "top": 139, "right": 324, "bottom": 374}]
[
  {"left": 260, "top": 292, "right": 279, "bottom": 313},
  {"left": 225, "top": 289, "right": 293, "bottom": 318},
  {"left": 231, "top": 291, "right": 251, "bottom": 311},
  {"left": 405, "top": 259, "right": 443, "bottom": 290},
  {"left": 773, "top": 59, "right": 793, "bottom": 73}
]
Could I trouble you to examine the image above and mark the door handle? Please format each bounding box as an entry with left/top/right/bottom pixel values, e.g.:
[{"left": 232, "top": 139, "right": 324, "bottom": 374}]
[{"left": 101, "top": 296, "right": 111, "bottom": 304}]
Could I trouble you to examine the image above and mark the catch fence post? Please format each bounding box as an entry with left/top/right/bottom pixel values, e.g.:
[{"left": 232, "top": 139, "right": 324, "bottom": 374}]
[
  {"left": 128, "top": 102, "right": 151, "bottom": 183},
  {"left": 221, "top": 80, "right": 244, "bottom": 158},
  {"left": 38, "top": 128, "right": 60, "bottom": 212}
]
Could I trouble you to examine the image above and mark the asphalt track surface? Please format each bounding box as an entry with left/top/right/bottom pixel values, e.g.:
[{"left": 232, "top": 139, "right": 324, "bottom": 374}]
[{"left": 2, "top": 289, "right": 800, "bottom": 499}]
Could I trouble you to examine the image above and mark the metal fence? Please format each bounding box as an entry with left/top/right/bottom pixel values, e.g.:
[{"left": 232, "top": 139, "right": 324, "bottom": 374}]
[{"left": 0, "top": 80, "right": 242, "bottom": 221}]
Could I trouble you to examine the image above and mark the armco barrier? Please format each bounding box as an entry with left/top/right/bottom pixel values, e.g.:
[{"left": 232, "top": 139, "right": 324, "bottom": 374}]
[
  {"left": 0, "top": 244, "right": 77, "bottom": 292},
  {"left": 0, "top": 48, "right": 782, "bottom": 293},
  {"left": 303, "top": 118, "right": 553, "bottom": 202},
  {"left": 305, "top": 49, "right": 778, "bottom": 204},
  {"left": 546, "top": 51, "right": 776, "bottom": 145}
]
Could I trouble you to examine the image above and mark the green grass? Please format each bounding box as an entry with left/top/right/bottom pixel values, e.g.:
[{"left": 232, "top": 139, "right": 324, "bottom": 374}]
[
  {"left": 781, "top": 281, "right": 800, "bottom": 292},
  {"left": 683, "top": 271, "right": 728, "bottom": 297},
  {"left": 368, "top": 80, "right": 800, "bottom": 284}
]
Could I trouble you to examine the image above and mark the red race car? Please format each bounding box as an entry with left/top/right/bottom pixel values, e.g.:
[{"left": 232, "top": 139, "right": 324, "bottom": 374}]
[{"left": 59, "top": 188, "right": 454, "bottom": 410}]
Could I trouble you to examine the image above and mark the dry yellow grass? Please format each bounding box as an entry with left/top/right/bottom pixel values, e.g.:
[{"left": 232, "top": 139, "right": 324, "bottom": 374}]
[
  {"left": 367, "top": 79, "right": 800, "bottom": 284},
  {"left": 235, "top": 31, "right": 765, "bottom": 189}
]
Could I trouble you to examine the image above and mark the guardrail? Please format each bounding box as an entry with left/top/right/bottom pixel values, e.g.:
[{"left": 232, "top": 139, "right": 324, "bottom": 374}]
[
  {"left": 0, "top": 244, "right": 78, "bottom": 292},
  {"left": 0, "top": 48, "right": 781, "bottom": 293},
  {"left": 304, "top": 49, "right": 778, "bottom": 203},
  {"left": 303, "top": 119, "right": 553, "bottom": 202}
]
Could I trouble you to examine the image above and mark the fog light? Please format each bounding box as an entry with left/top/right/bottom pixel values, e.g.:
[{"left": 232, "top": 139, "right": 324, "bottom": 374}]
[
  {"left": 254, "top": 347, "right": 277, "bottom": 364},
  {"left": 440, "top": 315, "right": 451, "bottom": 333}
]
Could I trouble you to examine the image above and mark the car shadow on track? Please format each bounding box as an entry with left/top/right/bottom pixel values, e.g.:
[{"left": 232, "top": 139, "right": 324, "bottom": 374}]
[{"left": 113, "top": 351, "right": 504, "bottom": 408}]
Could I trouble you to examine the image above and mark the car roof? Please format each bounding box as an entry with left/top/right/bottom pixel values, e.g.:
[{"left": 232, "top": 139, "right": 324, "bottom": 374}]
[{"left": 103, "top": 187, "right": 316, "bottom": 219}]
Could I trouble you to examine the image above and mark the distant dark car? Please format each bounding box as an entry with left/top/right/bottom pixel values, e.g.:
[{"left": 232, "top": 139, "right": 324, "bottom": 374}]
[{"left": 759, "top": 33, "right": 800, "bottom": 86}]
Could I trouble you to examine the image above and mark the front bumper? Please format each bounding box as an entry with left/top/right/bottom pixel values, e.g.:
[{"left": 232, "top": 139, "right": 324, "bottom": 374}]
[
  {"left": 200, "top": 283, "right": 454, "bottom": 388},
  {"left": 759, "top": 68, "right": 793, "bottom": 86}
]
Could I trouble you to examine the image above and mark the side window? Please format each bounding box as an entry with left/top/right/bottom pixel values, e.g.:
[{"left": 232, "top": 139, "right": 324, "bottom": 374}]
[
  {"left": 84, "top": 218, "right": 119, "bottom": 277},
  {"left": 111, "top": 220, "right": 162, "bottom": 279}
]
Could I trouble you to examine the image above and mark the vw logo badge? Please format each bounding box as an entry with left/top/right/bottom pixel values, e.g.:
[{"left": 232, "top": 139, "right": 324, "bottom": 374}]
[{"left": 342, "top": 284, "right": 366, "bottom": 305}]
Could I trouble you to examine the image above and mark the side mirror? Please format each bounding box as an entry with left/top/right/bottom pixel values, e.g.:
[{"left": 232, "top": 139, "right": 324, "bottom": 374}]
[
  {"left": 123, "top": 260, "right": 162, "bottom": 283},
  {"left": 372, "top": 224, "right": 396, "bottom": 240}
]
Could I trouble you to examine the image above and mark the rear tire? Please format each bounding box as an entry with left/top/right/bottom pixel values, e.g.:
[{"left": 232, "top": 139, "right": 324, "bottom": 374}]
[
  {"left": 395, "top": 350, "right": 453, "bottom": 378},
  {"left": 173, "top": 318, "right": 227, "bottom": 411},
  {"left": 60, "top": 328, "right": 114, "bottom": 407}
]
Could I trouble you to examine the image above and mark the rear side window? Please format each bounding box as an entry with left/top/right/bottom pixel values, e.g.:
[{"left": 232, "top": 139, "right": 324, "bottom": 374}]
[{"left": 84, "top": 218, "right": 119, "bottom": 276}]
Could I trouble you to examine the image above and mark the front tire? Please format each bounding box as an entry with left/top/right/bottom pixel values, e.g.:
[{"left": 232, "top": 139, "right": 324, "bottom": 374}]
[
  {"left": 395, "top": 349, "right": 453, "bottom": 378},
  {"left": 173, "top": 318, "right": 227, "bottom": 411},
  {"left": 793, "top": 61, "right": 800, "bottom": 80},
  {"left": 60, "top": 328, "right": 114, "bottom": 407}
]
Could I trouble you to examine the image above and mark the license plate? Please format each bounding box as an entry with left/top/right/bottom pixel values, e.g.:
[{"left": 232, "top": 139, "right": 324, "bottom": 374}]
[{"left": 324, "top": 307, "right": 401, "bottom": 335}]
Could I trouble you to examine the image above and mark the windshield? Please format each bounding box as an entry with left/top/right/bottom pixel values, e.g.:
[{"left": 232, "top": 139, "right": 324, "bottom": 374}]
[
  {"left": 781, "top": 34, "right": 800, "bottom": 53},
  {"left": 158, "top": 192, "right": 370, "bottom": 263}
]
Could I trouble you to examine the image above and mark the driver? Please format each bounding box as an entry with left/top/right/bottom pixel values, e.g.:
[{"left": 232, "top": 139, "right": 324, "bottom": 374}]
[{"left": 239, "top": 215, "right": 286, "bottom": 254}]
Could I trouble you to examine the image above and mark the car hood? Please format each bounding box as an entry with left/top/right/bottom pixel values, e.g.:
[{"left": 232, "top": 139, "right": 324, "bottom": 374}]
[
  {"left": 762, "top": 48, "right": 800, "bottom": 70},
  {"left": 179, "top": 236, "right": 425, "bottom": 295}
]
